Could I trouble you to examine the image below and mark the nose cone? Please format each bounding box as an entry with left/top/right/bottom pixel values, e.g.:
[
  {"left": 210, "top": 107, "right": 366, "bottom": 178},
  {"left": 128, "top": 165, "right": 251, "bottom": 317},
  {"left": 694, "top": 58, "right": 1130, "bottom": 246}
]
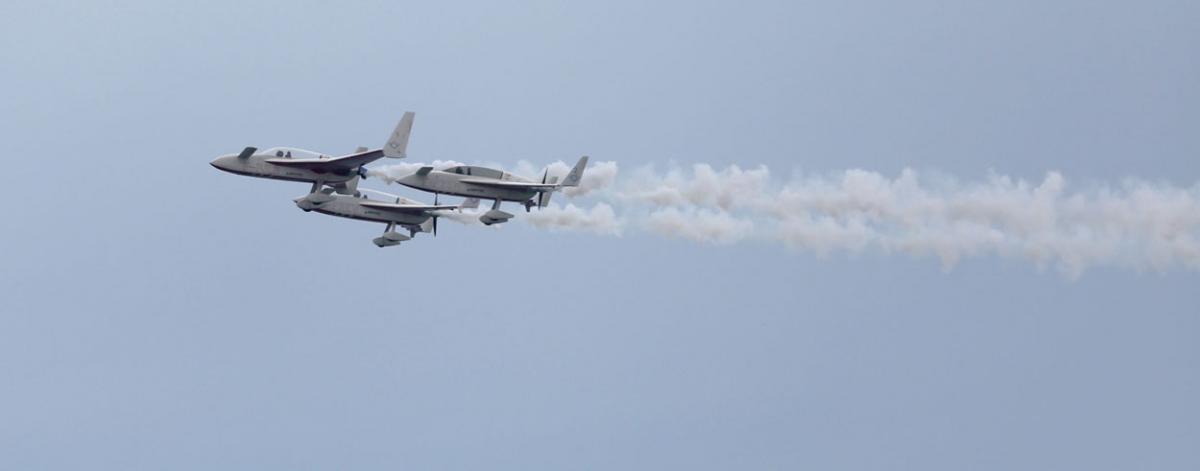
[
  {"left": 397, "top": 173, "right": 419, "bottom": 187},
  {"left": 210, "top": 155, "right": 233, "bottom": 172}
]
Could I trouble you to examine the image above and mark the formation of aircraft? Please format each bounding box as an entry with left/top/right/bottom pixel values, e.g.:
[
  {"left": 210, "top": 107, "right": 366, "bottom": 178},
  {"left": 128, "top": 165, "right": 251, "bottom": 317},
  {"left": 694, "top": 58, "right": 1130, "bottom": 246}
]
[{"left": 211, "top": 112, "right": 590, "bottom": 246}]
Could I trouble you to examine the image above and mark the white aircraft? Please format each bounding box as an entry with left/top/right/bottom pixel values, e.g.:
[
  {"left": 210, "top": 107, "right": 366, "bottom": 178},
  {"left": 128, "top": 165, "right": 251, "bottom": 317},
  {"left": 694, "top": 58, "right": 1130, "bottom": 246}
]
[
  {"left": 395, "top": 156, "right": 588, "bottom": 225},
  {"left": 295, "top": 188, "right": 478, "bottom": 247},
  {"left": 211, "top": 112, "right": 414, "bottom": 195}
]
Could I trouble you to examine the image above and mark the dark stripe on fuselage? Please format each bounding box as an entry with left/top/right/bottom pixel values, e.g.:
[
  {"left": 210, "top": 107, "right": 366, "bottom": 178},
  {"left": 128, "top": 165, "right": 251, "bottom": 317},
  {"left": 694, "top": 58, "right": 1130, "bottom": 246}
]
[
  {"left": 216, "top": 166, "right": 351, "bottom": 184},
  {"left": 398, "top": 183, "right": 535, "bottom": 202}
]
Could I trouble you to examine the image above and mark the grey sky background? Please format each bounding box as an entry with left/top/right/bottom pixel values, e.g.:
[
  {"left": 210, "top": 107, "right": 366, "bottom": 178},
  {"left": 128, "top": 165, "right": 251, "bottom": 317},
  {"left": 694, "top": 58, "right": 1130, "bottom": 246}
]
[{"left": 1, "top": 1, "right": 1198, "bottom": 469}]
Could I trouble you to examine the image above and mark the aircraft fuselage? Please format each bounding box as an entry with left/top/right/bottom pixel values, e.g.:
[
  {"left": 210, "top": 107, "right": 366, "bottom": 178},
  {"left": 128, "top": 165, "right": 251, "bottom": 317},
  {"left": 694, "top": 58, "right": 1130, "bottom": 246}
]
[
  {"left": 397, "top": 172, "right": 537, "bottom": 203},
  {"left": 296, "top": 194, "right": 431, "bottom": 234},
  {"left": 210, "top": 152, "right": 358, "bottom": 185}
]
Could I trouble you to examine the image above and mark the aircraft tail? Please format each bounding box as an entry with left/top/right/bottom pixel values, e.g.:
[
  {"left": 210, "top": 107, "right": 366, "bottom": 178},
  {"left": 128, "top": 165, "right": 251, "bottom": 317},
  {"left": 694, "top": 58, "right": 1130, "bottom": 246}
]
[
  {"left": 383, "top": 112, "right": 415, "bottom": 159},
  {"left": 333, "top": 175, "right": 360, "bottom": 195},
  {"left": 561, "top": 156, "right": 588, "bottom": 187}
]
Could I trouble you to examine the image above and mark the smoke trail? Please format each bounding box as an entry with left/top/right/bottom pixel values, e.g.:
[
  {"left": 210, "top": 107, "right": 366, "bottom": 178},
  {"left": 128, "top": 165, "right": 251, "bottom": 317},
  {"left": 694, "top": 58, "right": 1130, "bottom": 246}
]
[
  {"left": 617, "top": 164, "right": 1200, "bottom": 277},
  {"left": 367, "top": 160, "right": 1200, "bottom": 276},
  {"left": 544, "top": 160, "right": 619, "bottom": 197},
  {"left": 524, "top": 203, "right": 622, "bottom": 236},
  {"left": 645, "top": 207, "right": 754, "bottom": 245}
]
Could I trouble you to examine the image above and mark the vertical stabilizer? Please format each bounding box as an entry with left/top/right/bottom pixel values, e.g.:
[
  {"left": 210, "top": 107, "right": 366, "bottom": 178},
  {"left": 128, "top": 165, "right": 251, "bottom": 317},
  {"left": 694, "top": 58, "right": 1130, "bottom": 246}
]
[
  {"left": 384, "top": 112, "right": 415, "bottom": 158},
  {"left": 333, "top": 175, "right": 360, "bottom": 195},
  {"left": 561, "top": 156, "right": 588, "bottom": 187}
]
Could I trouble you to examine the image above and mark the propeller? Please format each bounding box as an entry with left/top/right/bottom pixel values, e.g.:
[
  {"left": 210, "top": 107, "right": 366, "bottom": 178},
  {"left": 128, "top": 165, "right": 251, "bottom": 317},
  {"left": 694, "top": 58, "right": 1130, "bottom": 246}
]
[
  {"left": 538, "top": 169, "right": 548, "bottom": 210},
  {"left": 432, "top": 194, "right": 439, "bottom": 236}
]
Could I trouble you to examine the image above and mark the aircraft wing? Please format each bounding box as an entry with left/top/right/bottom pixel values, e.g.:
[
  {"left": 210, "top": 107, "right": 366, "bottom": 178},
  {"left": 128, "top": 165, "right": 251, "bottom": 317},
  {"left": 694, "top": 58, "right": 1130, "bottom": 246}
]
[
  {"left": 359, "top": 200, "right": 460, "bottom": 214},
  {"left": 266, "top": 149, "right": 385, "bottom": 173},
  {"left": 459, "top": 178, "right": 560, "bottom": 190}
]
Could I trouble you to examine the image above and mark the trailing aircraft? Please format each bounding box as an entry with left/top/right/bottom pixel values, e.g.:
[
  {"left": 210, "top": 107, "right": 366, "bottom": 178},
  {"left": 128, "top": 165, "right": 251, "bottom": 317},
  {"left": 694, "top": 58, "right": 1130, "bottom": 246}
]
[
  {"left": 295, "top": 187, "right": 478, "bottom": 247},
  {"left": 394, "top": 156, "right": 588, "bottom": 225}
]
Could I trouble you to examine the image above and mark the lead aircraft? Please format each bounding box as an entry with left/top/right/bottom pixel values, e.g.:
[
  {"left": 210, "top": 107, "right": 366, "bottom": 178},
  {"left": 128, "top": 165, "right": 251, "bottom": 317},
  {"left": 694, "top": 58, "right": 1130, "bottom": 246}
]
[{"left": 211, "top": 112, "right": 414, "bottom": 195}]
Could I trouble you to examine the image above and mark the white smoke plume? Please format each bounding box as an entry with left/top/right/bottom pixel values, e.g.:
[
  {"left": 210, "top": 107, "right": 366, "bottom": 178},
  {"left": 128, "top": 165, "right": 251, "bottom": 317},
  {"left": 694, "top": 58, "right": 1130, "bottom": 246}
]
[
  {"left": 366, "top": 159, "right": 1200, "bottom": 276},
  {"left": 543, "top": 160, "right": 620, "bottom": 197},
  {"left": 617, "top": 164, "right": 1200, "bottom": 277},
  {"left": 645, "top": 207, "right": 754, "bottom": 245},
  {"left": 524, "top": 203, "right": 623, "bottom": 236},
  {"left": 430, "top": 208, "right": 485, "bottom": 226}
]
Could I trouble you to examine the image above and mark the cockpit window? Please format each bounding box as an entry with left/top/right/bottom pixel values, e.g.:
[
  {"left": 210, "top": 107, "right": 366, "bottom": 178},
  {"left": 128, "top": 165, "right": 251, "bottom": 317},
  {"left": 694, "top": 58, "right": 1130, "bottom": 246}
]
[
  {"left": 469, "top": 167, "right": 503, "bottom": 179},
  {"left": 445, "top": 166, "right": 502, "bottom": 179},
  {"left": 275, "top": 150, "right": 284, "bottom": 157}
]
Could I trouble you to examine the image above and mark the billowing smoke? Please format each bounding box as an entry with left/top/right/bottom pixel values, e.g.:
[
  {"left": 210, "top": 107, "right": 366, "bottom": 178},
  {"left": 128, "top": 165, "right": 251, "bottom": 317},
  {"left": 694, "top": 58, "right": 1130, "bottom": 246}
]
[
  {"left": 366, "top": 160, "right": 1200, "bottom": 277},
  {"left": 616, "top": 164, "right": 1200, "bottom": 277},
  {"left": 542, "top": 160, "right": 619, "bottom": 197},
  {"left": 524, "top": 203, "right": 622, "bottom": 236},
  {"left": 645, "top": 207, "right": 754, "bottom": 245}
]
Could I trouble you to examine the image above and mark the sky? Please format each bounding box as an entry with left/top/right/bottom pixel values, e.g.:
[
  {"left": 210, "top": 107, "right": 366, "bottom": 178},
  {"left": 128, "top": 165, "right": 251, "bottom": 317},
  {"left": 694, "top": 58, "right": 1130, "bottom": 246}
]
[{"left": 1, "top": 0, "right": 1198, "bottom": 469}]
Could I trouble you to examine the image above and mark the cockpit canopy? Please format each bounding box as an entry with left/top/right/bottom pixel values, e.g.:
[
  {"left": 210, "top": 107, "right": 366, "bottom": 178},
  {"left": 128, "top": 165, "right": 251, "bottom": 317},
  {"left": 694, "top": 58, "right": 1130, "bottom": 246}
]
[
  {"left": 261, "top": 147, "right": 326, "bottom": 160},
  {"left": 443, "top": 165, "right": 505, "bottom": 180}
]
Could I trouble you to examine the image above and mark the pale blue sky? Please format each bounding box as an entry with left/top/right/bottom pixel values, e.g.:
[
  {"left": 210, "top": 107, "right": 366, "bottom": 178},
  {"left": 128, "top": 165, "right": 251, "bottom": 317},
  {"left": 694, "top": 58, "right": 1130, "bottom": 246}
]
[{"left": 1, "top": 1, "right": 1198, "bottom": 469}]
